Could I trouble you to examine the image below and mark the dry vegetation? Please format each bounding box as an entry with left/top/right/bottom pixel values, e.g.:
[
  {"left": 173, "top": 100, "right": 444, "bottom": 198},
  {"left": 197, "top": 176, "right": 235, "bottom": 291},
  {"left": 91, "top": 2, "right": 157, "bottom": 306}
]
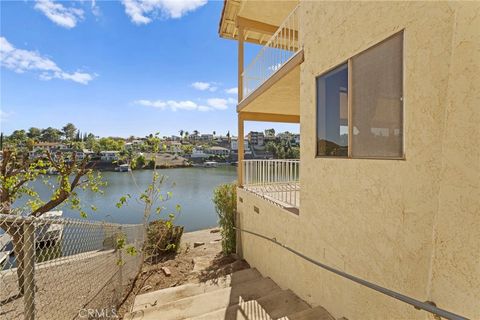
[{"left": 117, "top": 228, "right": 249, "bottom": 318}]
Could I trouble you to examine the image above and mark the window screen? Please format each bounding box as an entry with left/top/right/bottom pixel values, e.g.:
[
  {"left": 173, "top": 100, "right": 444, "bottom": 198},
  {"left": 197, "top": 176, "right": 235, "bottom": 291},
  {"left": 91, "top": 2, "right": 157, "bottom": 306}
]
[
  {"left": 316, "top": 63, "right": 349, "bottom": 157},
  {"left": 351, "top": 32, "right": 404, "bottom": 158}
]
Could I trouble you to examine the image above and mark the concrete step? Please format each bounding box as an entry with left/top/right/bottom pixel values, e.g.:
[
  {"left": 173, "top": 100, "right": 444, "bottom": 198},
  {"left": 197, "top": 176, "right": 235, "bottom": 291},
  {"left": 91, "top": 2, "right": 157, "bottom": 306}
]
[
  {"left": 132, "top": 268, "right": 261, "bottom": 312},
  {"left": 278, "top": 306, "right": 335, "bottom": 320},
  {"left": 248, "top": 289, "right": 310, "bottom": 319},
  {"left": 124, "top": 277, "right": 281, "bottom": 320},
  {"left": 186, "top": 290, "right": 310, "bottom": 320},
  {"left": 184, "top": 298, "right": 270, "bottom": 320}
]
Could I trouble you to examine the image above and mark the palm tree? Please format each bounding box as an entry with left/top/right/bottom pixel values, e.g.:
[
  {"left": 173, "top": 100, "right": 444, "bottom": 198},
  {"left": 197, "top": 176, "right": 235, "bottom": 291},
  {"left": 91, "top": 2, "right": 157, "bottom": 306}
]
[{"left": 179, "top": 130, "right": 184, "bottom": 142}]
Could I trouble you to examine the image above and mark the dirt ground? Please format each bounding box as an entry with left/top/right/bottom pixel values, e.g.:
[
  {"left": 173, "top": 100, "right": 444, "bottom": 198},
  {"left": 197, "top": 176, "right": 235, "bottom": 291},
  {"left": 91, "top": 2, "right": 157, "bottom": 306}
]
[{"left": 117, "top": 228, "right": 249, "bottom": 319}]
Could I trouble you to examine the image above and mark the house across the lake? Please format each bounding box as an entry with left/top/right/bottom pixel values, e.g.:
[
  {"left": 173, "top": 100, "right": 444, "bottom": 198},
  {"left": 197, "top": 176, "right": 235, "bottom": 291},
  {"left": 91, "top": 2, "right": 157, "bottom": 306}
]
[
  {"left": 100, "top": 151, "right": 119, "bottom": 162},
  {"left": 206, "top": 146, "right": 230, "bottom": 156},
  {"left": 219, "top": 1, "right": 479, "bottom": 319}
]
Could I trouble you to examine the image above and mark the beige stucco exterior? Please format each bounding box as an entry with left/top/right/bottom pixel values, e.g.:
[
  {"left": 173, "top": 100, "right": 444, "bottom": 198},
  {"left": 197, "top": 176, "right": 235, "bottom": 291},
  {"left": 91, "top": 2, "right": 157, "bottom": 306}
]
[{"left": 234, "top": 1, "right": 479, "bottom": 320}]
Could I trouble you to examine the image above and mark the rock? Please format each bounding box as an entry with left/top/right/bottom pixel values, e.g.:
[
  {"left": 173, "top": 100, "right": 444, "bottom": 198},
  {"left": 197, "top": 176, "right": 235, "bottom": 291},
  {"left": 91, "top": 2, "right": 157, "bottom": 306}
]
[
  {"left": 191, "top": 256, "right": 213, "bottom": 273},
  {"left": 210, "top": 229, "right": 220, "bottom": 233},
  {"left": 161, "top": 267, "right": 171, "bottom": 277},
  {"left": 193, "top": 241, "right": 205, "bottom": 248}
]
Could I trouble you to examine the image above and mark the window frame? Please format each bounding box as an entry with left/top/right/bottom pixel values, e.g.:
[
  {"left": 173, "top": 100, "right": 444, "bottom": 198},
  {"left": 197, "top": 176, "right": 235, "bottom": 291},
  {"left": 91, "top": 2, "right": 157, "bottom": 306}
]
[{"left": 315, "top": 30, "right": 406, "bottom": 160}]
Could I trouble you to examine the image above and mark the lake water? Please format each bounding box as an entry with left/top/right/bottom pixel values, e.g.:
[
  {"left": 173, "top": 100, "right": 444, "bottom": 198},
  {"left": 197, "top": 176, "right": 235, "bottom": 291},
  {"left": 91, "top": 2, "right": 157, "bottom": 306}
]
[{"left": 24, "top": 167, "right": 237, "bottom": 232}]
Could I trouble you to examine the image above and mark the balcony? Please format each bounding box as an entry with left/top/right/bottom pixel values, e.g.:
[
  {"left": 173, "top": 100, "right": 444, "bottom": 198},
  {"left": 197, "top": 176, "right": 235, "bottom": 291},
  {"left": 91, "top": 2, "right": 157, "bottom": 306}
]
[
  {"left": 242, "top": 4, "right": 301, "bottom": 98},
  {"left": 242, "top": 159, "right": 300, "bottom": 211},
  {"left": 238, "top": 4, "right": 303, "bottom": 117}
]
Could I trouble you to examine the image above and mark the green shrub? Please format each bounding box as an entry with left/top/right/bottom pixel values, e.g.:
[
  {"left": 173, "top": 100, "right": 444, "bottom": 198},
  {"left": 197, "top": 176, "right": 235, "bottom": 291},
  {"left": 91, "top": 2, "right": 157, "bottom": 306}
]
[
  {"left": 132, "top": 154, "right": 146, "bottom": 169},
  {"left": 213, "top": 183, "right": 237, "bottom": 254},
  {"left": 147, "top": 159, "right": 156, "bottom": 168},
  {"left": 144, "top": 219, "right": 184, "bottom": 263}
]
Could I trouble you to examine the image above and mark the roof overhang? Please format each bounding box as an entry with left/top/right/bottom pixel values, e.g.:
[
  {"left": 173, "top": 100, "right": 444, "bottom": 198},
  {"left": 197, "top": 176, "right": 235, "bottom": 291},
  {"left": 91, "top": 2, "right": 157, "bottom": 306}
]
[{"left": 218, "top": 0, "right": 299, "bottom": 45}]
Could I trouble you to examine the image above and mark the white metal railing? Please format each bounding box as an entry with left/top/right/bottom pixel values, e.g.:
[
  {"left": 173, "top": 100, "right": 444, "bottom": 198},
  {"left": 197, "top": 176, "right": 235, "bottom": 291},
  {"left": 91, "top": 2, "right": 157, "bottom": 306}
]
[
  {"left": 243, "top": 159, "right": 300, "bottom": 208},
  {"left": 242, "top": 4, "right": 301, "bottom": 98}
]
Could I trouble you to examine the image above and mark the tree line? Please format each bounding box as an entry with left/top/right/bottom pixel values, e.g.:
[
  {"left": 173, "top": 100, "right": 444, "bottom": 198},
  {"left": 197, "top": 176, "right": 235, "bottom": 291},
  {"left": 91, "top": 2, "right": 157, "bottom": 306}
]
[
  {"left": 2, "top": 123, "right": 126, "bottom": 152},
  {"left": 5, "top": 123, "right": 90, "bottom": 143}
]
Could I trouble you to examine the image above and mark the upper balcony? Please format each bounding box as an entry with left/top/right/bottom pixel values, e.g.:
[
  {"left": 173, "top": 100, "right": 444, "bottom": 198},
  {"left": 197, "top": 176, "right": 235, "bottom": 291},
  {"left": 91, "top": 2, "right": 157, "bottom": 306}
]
[
  {"left": 242, "top": 5, "right": 302, "bottom": 100},
  {"left": 219, "top": 1, "right": 303, "bottom": 118}
]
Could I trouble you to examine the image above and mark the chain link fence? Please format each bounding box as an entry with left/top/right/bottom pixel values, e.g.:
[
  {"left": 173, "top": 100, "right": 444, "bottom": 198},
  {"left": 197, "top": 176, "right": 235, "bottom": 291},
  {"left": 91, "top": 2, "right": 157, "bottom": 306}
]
[{"left": 0, "top": 213, "right": 145, "bottom": 320}]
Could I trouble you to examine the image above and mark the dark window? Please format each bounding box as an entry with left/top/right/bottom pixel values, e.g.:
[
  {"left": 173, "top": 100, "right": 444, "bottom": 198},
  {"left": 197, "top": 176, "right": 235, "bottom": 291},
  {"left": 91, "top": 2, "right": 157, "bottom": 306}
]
[{"left": 316, "top": 63, "right": 348, "bottom": 157}]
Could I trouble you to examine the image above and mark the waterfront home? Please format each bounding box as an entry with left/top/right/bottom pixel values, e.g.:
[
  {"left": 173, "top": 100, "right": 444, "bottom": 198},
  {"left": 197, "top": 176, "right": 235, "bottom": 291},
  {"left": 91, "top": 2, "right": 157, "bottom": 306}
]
[
  {"left": 200, "top": 133, "right": 214, "bottom": 141},
  {"left": 31, "top": 142, "right": 67, "bottom": 154},
  {"left": 125, "top": 139, "right": 144, "bottom": 150},
  {"left": 219, "top": 1, "right": 479, "bottom": 319},
  {"left": 58, "top": 149, "right": 87, "bottom": 161},
  {"left": 190, "top": 147, "right": 209, "bottom": 159},
  {"left": 100, "top": 151, "right": 119, "bottom": 162},
  {"left": 246, "top": 131, "right": 265, "bottom": 147},
  {"left": 188, "top": 133, "right": 200, "bottom": 141},
  {"left": 206, "top": 146, "right": 230, "bottom": 156},
  {"left": 230, "top": 137, "right": 249, "bottom": 154}
]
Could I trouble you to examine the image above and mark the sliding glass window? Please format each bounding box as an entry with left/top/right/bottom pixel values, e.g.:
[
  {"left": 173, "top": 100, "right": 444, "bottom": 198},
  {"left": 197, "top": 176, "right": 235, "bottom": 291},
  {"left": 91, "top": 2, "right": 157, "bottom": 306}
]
[{"left": 316, "top": 31, "right": 404, "bottom": 159}]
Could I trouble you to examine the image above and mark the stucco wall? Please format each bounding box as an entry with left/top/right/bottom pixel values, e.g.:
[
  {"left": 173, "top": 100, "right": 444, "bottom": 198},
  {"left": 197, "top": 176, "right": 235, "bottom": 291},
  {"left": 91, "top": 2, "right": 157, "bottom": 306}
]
[
  {"left": 237, "top": 2, "right": 479, "bottom": 320},
  {"left": 428, "top": 2, "right": 480, "bottom": 317}
]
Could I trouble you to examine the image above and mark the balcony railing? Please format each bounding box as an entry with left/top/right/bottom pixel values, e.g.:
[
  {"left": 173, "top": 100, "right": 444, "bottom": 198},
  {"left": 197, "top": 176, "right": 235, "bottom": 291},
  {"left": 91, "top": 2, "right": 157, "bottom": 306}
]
[
  {"left": 242, "top": 5, "right": 301, "bottom": 98},
  {"left": 243, "top": 159, "right": 300, "bottom": 209}
]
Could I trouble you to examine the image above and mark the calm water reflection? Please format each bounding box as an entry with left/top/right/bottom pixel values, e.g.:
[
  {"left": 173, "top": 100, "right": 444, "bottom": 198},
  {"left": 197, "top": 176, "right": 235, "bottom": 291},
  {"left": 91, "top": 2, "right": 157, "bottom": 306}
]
[{"left": 25, "top": 167, "right": 237, "bottom": 232}]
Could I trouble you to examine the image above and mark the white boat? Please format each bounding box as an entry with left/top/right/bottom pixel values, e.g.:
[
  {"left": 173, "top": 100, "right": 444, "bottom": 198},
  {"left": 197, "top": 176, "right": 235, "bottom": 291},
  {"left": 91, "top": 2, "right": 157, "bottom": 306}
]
[
  {"left": 204, "top": 161, "right": 219, "bottom": 168},
  {"left": 0, "top": 211, "right": 64, "bottom": 266},
  {"left": 115, "top": 164, "right": 131, "bottom": 172},
  {"left": 35, "top": 211, "right": 64, "bottom": 248}
]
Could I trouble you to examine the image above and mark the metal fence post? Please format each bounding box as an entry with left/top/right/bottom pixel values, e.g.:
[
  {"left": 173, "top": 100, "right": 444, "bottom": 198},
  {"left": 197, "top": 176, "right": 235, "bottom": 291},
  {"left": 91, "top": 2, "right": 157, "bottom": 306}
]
[
  {"left": 23, "top": 221, "right": 36, "bottom": 320},
  {"left": 116, "top": 226, "right": 123, "bottom": 305}
]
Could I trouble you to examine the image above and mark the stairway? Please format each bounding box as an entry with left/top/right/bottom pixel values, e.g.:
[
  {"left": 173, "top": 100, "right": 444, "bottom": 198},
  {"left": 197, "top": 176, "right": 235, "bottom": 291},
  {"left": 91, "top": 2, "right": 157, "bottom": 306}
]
[{"left": 124, "top": 268, "right": 334, "bottom": 320}]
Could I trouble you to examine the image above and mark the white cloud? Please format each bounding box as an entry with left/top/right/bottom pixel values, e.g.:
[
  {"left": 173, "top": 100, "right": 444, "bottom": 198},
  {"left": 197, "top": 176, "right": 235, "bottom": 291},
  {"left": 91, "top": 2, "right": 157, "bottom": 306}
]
[
  {"left": 91, "top": 0, "right": 101, "bottom": 17},
  {"left": 197, "top": 106, "right": 212, "bottom": 112},
  {"left": 34, "top": 0, "right": 84, "bottom": 29},
  {"left": 135, "top": 99, "right": 212, "bottom": 112},
  {"left": 0, "top": 37, "right": 95, "bottom": 85},
  {"left": 192, "top": 81, "right": 217, "bottom": 92},
  {"left": 207, "top": 97, "right": 236, "bottom": 110},
  {"left": 136, "top": 95, "right": 236, "bottom": 112},
  {"left": 122, "top": 0, "right": 207, "bottom": 25},
  {"left": 225, "top": 87, "right": 238, "bottom": 94}
]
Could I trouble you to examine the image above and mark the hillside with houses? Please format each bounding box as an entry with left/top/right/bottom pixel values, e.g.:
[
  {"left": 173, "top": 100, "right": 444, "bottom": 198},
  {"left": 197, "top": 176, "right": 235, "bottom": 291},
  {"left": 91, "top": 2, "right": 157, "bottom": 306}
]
[{"left": 1, "top": 124, "right": 299, "bottom": 170}]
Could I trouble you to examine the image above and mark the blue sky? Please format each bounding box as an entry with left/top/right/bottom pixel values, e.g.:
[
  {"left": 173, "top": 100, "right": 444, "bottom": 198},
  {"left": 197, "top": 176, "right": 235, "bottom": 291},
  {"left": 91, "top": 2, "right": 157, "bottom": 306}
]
[{"left": 0, "top": 0, "right": 298, "bottom": 137}]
